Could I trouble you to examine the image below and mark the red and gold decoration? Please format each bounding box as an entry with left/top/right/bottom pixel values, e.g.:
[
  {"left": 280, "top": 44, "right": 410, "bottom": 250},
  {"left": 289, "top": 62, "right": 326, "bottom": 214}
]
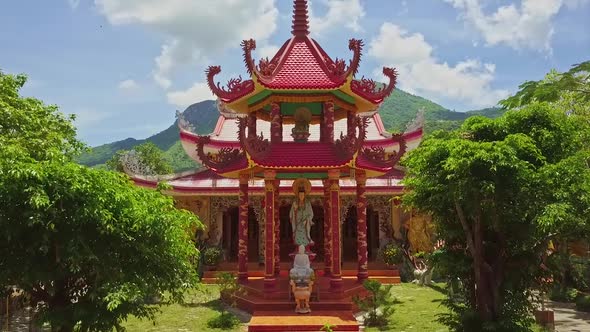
[
  {"left": 238, "top": 173, "right": 249, "bottom": 283},
  {"left": 328, "top": 169, "right": 343, "bottom": 290},
  {"left": 356, "top": 171, "right": 369, "bottom": 281}
]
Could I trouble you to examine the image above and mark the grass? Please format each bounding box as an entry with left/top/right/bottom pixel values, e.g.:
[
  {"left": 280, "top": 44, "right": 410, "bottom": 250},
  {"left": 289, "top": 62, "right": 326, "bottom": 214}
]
[
  {"left": 365, "top": 283, "right": 449, "bottom": 332},
  {"left": 121, "top": 283, "right": 550, "bottom": 332},
  {"left": 121, "top": 286, "right": 246, "bottom": 332}
]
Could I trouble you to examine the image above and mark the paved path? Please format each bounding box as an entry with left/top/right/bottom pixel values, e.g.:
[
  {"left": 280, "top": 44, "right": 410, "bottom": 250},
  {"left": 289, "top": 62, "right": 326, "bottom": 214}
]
[{"left": 548, "top": 301, "right": 590, "bottom": 332}]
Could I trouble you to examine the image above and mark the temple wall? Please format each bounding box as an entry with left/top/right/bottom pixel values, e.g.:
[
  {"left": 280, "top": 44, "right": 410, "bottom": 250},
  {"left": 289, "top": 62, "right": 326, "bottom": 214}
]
[
  {"left": 175, "top": 196, "right": 237, "bottom": 247},
  {"left": 174, "top": 193, "right": 422, "bottom": 262}
]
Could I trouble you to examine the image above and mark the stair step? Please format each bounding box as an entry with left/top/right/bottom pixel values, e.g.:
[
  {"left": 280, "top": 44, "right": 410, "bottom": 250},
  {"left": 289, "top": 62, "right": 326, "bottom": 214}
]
[{"left": 248, "top": 311, "right": 359, "bottom": 332}]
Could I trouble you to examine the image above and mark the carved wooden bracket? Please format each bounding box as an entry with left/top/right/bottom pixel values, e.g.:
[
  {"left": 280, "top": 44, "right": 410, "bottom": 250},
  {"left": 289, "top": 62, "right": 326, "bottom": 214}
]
[
  {"left": 361, "top": 133, "right": 407, "bottom": 168},
  {"left": 334, "top": 115, "right": 369, "bottom": 159},
  {"left": 350, "top": 67, "right": 398, "bottom": 103},
  {"left": 206, "top": 65, "right": 255, "bottom": 101},
  {"left": 237, "top": 117, "right": 271, "bottom": 160},
  {"left": 195, "top": 135, "right": 244, "bottom": 171}
]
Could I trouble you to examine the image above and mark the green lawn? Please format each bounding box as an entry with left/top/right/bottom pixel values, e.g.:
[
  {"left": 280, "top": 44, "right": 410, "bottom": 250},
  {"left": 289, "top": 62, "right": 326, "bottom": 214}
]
[
  {"left": 122, "top": 286, "right": 245, "bottom": 332},
  {"left": 122, "top": 283, "right": 546, "bottom": 332},
  {"left": 365, "top": 283, "right": 449, "bottom": 332}
]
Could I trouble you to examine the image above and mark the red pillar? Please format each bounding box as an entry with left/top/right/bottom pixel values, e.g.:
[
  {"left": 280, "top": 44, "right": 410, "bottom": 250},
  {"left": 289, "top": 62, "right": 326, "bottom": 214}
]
[
  {"left": 238, "top": 174, "right": 249, "bottom": 283},
  {"left": 270, "top": 102, "right": 282, "bottom": 143},
  {"left": 263, "top": 171, "right": 277, "bottom": 289},
  {"left": 247, "top": 112, "right": 257, "bottom": 138},
  {"left": 324, "top": 101, "right": 335, "bottom": 143},
  {"left": 322, "top": 179, "right": 332, "bottom": 276},
  {"left": 328, "top": 169, "right": 343, "bottom": 290},
  {"left": 356, "top": 171, "right": 369, "bottom": 281},
  {"left": 273, "top": 179, "right": 281, "bottom": 276},
  {"left": 347, "top": 110, "right": 356, "bottom": 137}
]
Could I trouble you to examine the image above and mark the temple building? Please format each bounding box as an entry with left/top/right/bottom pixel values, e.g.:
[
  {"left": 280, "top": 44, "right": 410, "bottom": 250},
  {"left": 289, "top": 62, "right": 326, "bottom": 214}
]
[{"left": 131, "top": 0, "right": 424, "bottom": 297}]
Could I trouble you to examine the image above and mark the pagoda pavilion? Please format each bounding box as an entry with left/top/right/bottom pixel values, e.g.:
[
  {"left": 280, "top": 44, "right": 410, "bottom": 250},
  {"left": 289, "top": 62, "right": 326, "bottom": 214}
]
[{"left": 132, "top": 0, "right": 424, "bottom": 299}]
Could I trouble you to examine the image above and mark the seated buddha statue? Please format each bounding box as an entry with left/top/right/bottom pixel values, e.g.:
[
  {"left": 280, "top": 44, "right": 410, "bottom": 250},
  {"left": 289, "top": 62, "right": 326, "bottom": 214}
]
[
  {"left": 291, "top": 107, "right": 312, "bottom": 142},
  {"left": 289, "top": 245, "right": 314, "bottom": 314}
]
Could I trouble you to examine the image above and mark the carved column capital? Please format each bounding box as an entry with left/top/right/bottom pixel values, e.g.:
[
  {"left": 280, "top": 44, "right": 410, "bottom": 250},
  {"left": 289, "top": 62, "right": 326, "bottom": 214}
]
[
  {"left": 264, "top": 170, "right": 276, "bottom": 180},
  {"left": 239, "top": 173, "right": 250, "bottom": 184},
  {"left": 355, "top": 170, "right": 367, "bottom": 186},
  {"left": 328, "top": 169, "right": 340, "bottom": 181}
]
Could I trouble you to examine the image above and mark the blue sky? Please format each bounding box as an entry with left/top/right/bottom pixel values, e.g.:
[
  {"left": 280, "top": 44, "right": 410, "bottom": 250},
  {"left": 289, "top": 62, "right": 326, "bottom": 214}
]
[{"left": 1, "top": 0, "right": 588, "bottom": 146}]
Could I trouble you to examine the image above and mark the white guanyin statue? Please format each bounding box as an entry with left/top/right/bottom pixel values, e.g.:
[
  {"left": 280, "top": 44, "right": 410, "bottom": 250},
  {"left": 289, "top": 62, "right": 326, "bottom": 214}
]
[
  {"left": 289, "top": 245, "right": 314, "bottom": 314},
  {"left": 290, "top": 178, "right": 314, "bottom": 248}
]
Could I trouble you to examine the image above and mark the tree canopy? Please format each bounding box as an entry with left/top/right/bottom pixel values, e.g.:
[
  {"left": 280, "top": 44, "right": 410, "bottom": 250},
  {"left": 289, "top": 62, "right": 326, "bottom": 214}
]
[
  {"left": 0, "top": 71, "right": 202, "bottom": 331},
  {"left": 106, "top": 142, "right": 173, "bottom": 175},
  {"left": 500, "top": 61, "right": 590, "bottom": 118},
  {"left": 402, "top": 102, "right": 590, "bottom": 330}
]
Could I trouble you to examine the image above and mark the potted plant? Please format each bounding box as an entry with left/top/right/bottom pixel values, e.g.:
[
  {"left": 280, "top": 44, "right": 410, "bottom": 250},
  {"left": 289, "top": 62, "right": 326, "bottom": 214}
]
[
  {"left": 203, "top": 247, "right": 222, "bottom": 271},
  {"left": 380, "top": 243, "right": 404, "bottom": 269}
]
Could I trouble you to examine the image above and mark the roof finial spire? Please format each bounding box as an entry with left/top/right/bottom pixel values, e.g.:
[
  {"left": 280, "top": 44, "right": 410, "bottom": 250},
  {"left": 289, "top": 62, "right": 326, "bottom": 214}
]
[{"left": 292, "top": 0, "right": 310, "bottom": 37}]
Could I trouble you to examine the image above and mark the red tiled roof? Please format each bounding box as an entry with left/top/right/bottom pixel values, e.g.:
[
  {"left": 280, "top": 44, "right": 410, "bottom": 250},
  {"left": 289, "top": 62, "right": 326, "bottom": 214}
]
[
  {"left": 133, "top": 168, "right": 405, "bottom": 195},
  {"left": 251, "top": 142, "right": 352, "bottom": 168},
  {"left": 256, "top": 37, "right": 346, "bottom": 90}
]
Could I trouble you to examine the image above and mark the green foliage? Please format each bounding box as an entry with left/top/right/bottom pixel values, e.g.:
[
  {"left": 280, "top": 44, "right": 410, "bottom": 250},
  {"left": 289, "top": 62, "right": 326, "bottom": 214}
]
[
  {"left": 78, "top": 100, "right": 218, "bottom": 169},
  {"left": 353, "top": 280, "right": 395, "bottom": 328},
  {"left": 500, "top": 61, "right": 590, "bottom": 113},
  {"left": 106, "top": 141, "right": 174, "bottom": 175},
  {"left": 203, "top": 247, "right": 223, "bottom": 266},
  {"left": 321, "top": 323, "right": 336, "bottom": 332},
  {"left": 164, "top": 140, "right": 199, "bottom": 172},
  {"left": 207, "top": 273, "right": 244, "bottom": 330},
  {"left": 0, "top": 71, "right": 85, "bottom": 162},
  {"left": 549, "top": 286, "right": 579, "bottom": 303},
  {"left": 380, "top": 243, "right": 404, "bottom": 266},
  {"left": 575, "top": 295, "right": 590, "bottom": 312},
  {"left": 215, "top": 272, "right": 245, "bottom": 308},
  {"left": 206, "top": 311, "right": 240, "bottom": 330},
  {"left": 403, "top": 102, "right": 590, "bottom": 330},
  {"left": 0, "top": 71, "right": 203, "bottom": 331}
]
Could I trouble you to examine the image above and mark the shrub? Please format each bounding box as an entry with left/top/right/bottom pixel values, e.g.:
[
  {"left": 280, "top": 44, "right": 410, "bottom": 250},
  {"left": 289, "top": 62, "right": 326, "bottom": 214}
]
[
  {"left": 207, "top": 312, "right": 240, "bottom": 329},
  {"left": 353, "top": 280, "right": 395, "bottom": 327},
  {"left": 203, "top": 247, "right": 222, "bottom": 266},
  {"left": 380, "top": 243, "right": 404, "bottom": 266},
  {"left": 575, "top": 295, "right": 590, "bottom": 312},
  {"left": 549, "top": 286, "right": 579, "bottom": 303}
]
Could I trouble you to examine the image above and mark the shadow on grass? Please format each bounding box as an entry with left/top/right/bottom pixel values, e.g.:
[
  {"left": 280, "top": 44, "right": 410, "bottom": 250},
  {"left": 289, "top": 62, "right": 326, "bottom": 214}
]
[{"left": 428, "top": 283, "right": 447, "bottom": 295}]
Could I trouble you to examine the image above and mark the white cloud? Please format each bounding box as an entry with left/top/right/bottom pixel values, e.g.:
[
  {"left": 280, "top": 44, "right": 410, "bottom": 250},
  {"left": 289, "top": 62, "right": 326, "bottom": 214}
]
[
  {"left": 369, "top": 23, "right": 509, "bottom": 108},
  {"left": 442, "top": 0, "right": 589, "bottom": 52},
  {"left": 71, "top": 109, "right": 111, "bottom": 128},
  {"left": 118, "top": 79, "right": 139, "bottom": 92},
  {"left": 167, "top": 82, "right": 215, "bottom": 109},
  {"left": 309, "top": 0, "right": 366, "bottom": 35},
  {"left": 67, "top": 0, "right": 80, "bottom": 9},
  {"left": 256, "top": 44, "right": 281, "bottom": 60},
  {"left": 95, "top": 0, "right": 279, "bottom": 89}
]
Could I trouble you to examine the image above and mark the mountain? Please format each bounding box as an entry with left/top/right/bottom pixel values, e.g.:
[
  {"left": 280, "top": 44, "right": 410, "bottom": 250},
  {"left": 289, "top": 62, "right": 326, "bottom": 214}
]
[
  {"left": 77, "top": 100, "right": 218, "bottom": 170},
  {"left": 77, "top": 91, "right": 503, "bottom": 172}
]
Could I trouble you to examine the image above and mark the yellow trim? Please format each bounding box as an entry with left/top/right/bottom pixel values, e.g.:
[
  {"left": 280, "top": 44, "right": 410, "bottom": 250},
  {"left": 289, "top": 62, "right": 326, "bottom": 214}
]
[
  {"left": 223, "top": 76, "right": 266, "bottom": 113},
  {"left": 339, "top": 78, "right": 381, "bottom": 114}
]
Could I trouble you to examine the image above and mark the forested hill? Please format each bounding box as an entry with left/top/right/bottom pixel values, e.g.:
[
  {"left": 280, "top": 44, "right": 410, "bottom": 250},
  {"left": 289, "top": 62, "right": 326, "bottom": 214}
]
[
  {"left": 77, "top": 90, "right": 503, "bottom": 172},
  {"left": 77, "top": 100, "right": 218, "bottom": 168}
]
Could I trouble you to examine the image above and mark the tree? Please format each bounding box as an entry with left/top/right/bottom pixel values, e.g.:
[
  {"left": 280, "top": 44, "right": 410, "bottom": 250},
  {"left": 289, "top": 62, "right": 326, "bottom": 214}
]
[
  {"left": 0, "top": 71, "right": 202, "bottom": 331},
  {"left": 500, "top": 61, "right": 590, "bottom": 118},
  {"left": 106, "top": 142, "right": 173, "bottom": 175},
  {"left": 0, "top": 71, "right": 85, "bottom": 162},
  {"left": 402, "top": 103, "right": 590, "bottom": 331}
]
